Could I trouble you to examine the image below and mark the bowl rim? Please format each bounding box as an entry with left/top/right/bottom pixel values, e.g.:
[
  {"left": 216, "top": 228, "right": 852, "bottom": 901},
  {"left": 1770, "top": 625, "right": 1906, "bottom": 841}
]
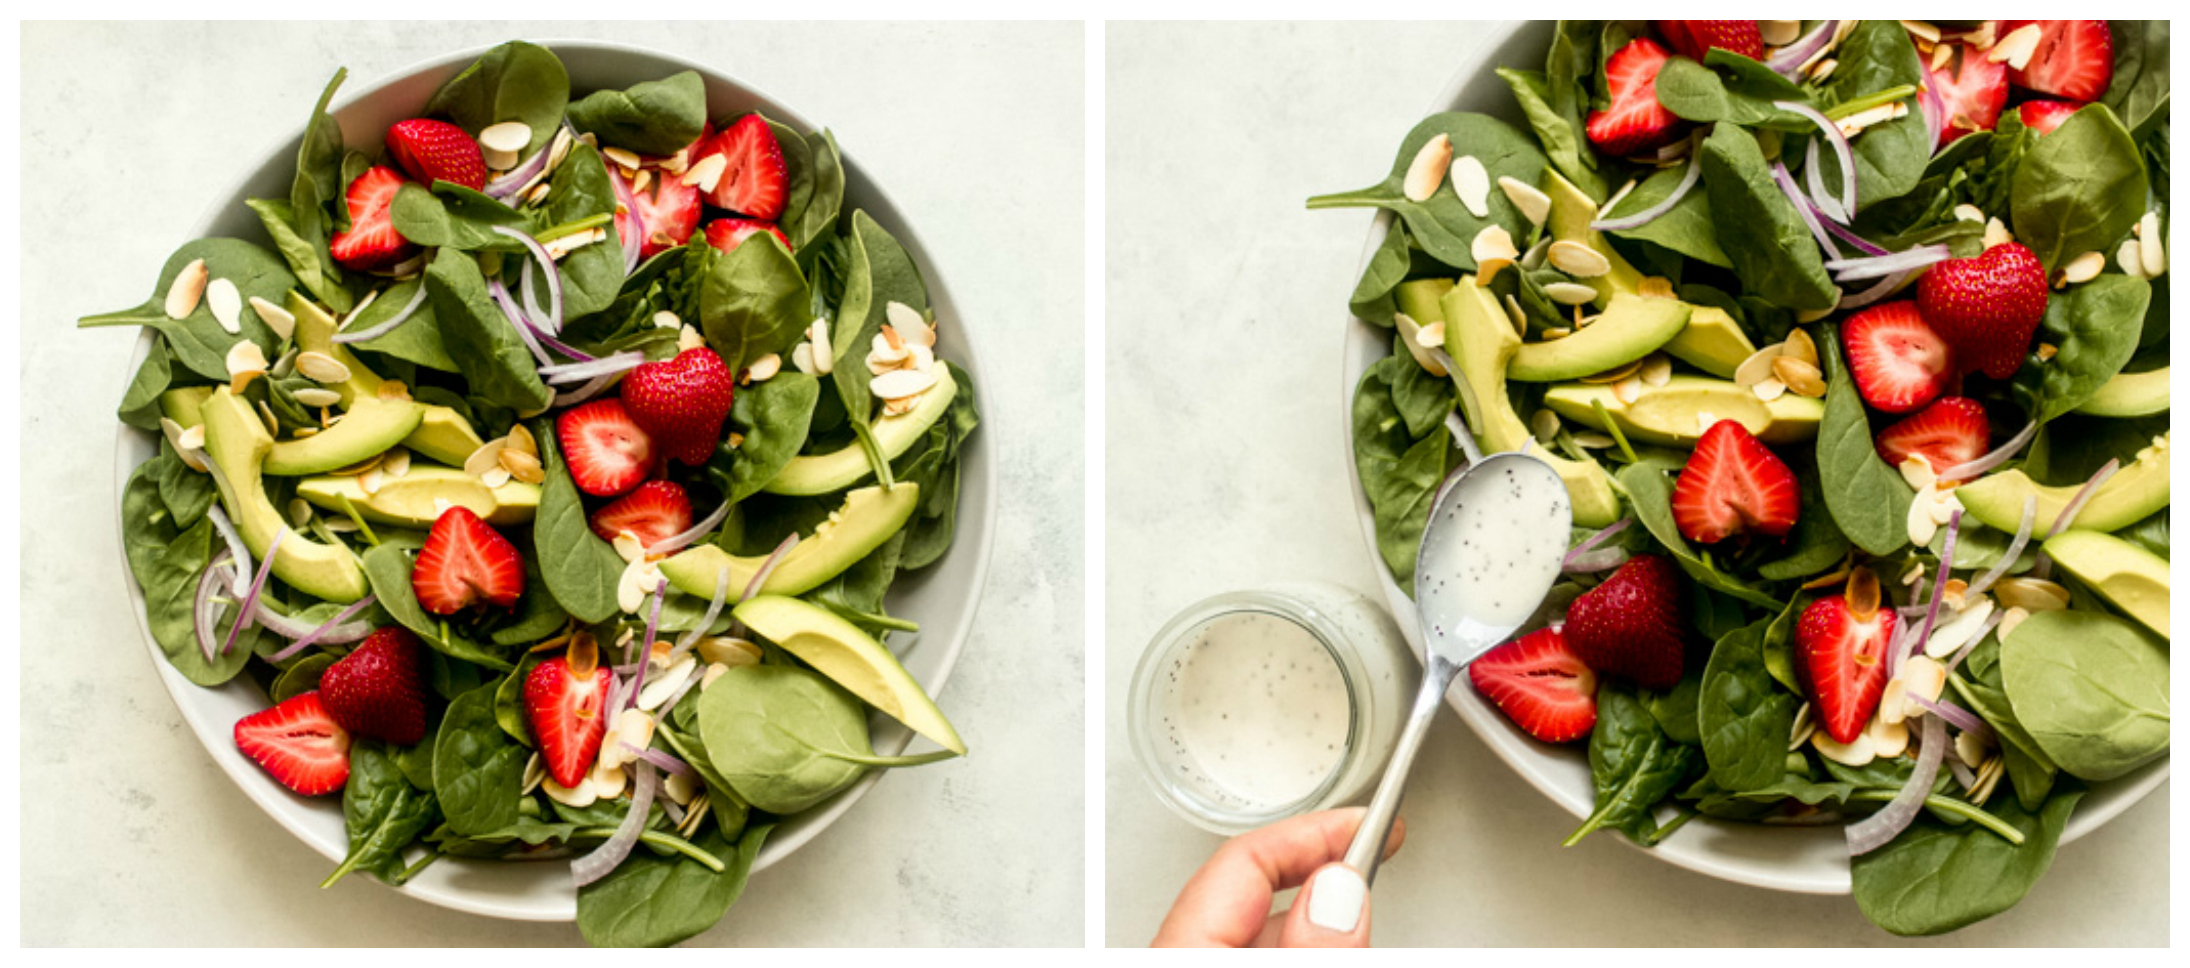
[
  {"left": 1335, "top": 18, "right": 2168, "bottom": 896},
  {"left": 107, "top": 37, "right": 998, "bottom": 923}
]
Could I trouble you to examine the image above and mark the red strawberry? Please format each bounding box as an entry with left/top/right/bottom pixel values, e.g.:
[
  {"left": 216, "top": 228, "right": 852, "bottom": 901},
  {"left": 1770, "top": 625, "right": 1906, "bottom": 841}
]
[
  {"left": 704, "top": 217, "right": 791, "bottom": 255},
  {"left": 1925, "top": 44, "right": 2008, "bottom": 148},
  {"left": 1670, "top": 419, "right": 1801, "bottom": 545},
  {"left": 610, "top": 165, "right": 701, "bottom": 261},
  {"left": 1797, "top": 593, "right": 1899, "bottom": 744},
  {"left": 1656, "top": 20, "right": 1763, "bottom": 62},
  {"left": 555, "top": 398, "right": 656, "bottom": 497},
  {"left": 318, "top": 627, "right": 430, "bottom": 745},
  {"left": 525, "top": 656, "right": 613, "bottom": 789},
  {"left": 1874, "top": 396, "right": 1990, "bottom": 472},
  {"left": 700, "top": 113, "right": 788, "bottom": 220},
  {"left": 1841, "top": 301, "right": 1954, "bottom": 413},
  {"left": 589, "top": 480, "right": 694, "bottom": 546},
  {"left": 1586, "top": 38, "right": 1684, "bottom": 158},
  {"left": 411, "top": 506, "right": 525, "bottom": 615},
  {"left": 2003, "top": 20, "right": 2113, "bottom": 102},
  {"left": 328, "top": 165, "right": 418, "bottom": 272},
  {"left": 1916, "top": 242, "right": 2049, "bottom": 380},
  {"left": 385, "top": 118, "right": 488, "bottom": 191},
  {"left": 2017, "top": 99, "right": 2081, "bottom": 134},
  {"left": 1468, "top": 626, "right": 1598, "bottom": 744},
  {"left": 620, "top": 347, "right": 737, "bottom": 467},
  {"left": 234, "top": 692, "right": 351, "bottom": 796},
  {"left": 1562, "top": 554, "right": 1686, "bottom": 689}
]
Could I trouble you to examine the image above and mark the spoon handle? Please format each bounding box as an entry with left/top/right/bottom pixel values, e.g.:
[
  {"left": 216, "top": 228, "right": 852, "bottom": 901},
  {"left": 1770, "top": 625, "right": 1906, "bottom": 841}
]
[{"left": 1342, "top": 652, "right": 1462, "bottom": 887}]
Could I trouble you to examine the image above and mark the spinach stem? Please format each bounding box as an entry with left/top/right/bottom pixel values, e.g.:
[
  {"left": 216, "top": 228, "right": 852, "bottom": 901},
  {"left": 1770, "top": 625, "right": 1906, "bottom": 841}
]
[
  {"left": 1304, "top": 188, "right": 1384, "bottom": 210},
  {"left": 393, "top": 850, "right": 442, "bottom": 885},
  {"left": 1591, "top": 399, "right": 1639, "bottom": 463},
  {"left": 852, "top": 423, "right": 895, "bottom": 489},
  {"left": 1846, "top": 790, "right": 2026, "bottom": 845},
  {"left": 1825, "top": 85, "right": 1918, "bottom": 121},
  {"left": 569, "top": 826, "right": 726, "bottom": 871},
  {"left": 536, "top": 213, "right": 615, "bottom": 243},
  {"left": 1642, "top": 807, "right": 1697, "bottom": 846},
  {"left": 337, "top": 493, "right": 381, "bottom": 546},
  {"left": 827, "top": 748, "right": 963, "bottom": 768}
]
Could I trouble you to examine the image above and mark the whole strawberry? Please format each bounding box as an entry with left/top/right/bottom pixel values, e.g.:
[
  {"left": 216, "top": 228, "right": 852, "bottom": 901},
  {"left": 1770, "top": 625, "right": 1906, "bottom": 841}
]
[
  {"left": 1563, "top": 554, "right": 1687, "bottom": 689},
  {"left": 386, "top": 118, "right": 488, "bottom": 191},
  {"left": 318, "top": 627, "right": 430, "bottom": 745},
  {"left": 1917, "top": 242, "right": 2048, "bottom": 380},
  {"left": 621, "top": 347, "right": 737, "bottom": 467}
]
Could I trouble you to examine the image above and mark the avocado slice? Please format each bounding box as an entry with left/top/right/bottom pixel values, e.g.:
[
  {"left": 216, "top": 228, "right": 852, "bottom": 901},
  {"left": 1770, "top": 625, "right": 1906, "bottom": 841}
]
[
  {"left": 733, "top": 594, "right": 966, "bottom": 755},
  {"left": 1509, "top": 293, "right": 1691, "bottom": 382},
  {"left": 197, "top": 388, "right": 370, "bottom": 603},
  {"left": 1543, "top": 375, "right": 1825, "bottom": 448},
  {"left": 1660, "top": 305, "right": 1757, "bottom": 379},
  {"left": 289, "top": 292, "right": 484, "bottom": 467},
  {"left": 1955, "top": 433, "right": 2170, "bottom": 534},
  {"left": 1440, "top": 277, "right": 1621, "bottom": 526},
  {"left": 160, "top": 387, "right": 212, "bottom": 429},
  {"left": 2076, "top": 367, "right": 2169, "bottom": 418},
  {"left": 2044, "top": 530, "right": 2169, "bottom": 640},
  {"left": 659, "top": 483, "right": 922, "bottom": 600},
  {"left": 1542, "top": 170, "right": 1643, "bottom": 306},
  {"left": 264, "top": 395, "right": 425, "bottom": 477},
  {"left": 766, "top": 369, "right": 959, "bottom": 496},
  {"left": 297, "top": 466, "right": 542, "bottom": 528}
]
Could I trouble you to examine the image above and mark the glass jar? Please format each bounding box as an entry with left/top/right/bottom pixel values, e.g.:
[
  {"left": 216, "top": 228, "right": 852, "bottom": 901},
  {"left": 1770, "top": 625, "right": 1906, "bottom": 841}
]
[{"left": 1128, "top": 581, "right": 1417, "bottom": 834}]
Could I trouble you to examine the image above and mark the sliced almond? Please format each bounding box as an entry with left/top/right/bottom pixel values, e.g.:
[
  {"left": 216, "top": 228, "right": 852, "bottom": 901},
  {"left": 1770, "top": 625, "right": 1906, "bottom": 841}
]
[
  {"left": 792, "top": 342, "right": 816, "bottom": 374},
  {"left": 295, "top": 350, "right": 352, "bottom": 385},
  {"left": 542, "top": 775, "right": 598, "bottom": 808},
  {"left": 1993, "top": 577, "right": 2070, "bottom": 613},
  {"left": 1543, "top": 281, "right": 1599, "bottom": 306},
  {"left": 1497, "top": 176, "right": 1551, "bottom": 226},
  {"left": 663, "top": 771, "right": 697, "bottom": 806},
  {"left": 1403, "top": 133, "right": 1453, "bottom": 202},
  {"left": 1880, "top": 678, "right": 1910, "bottom": 725},
  {"left": 160, "top": 418, "right": 210, "bottom": 472},
  {"left": 375, "top": 446, "right": 411, "bottom": 481},
  {"left": 1547, "top": 240, "right": 1612, "bottom": 279},
  {"left": 1898, "top": 455, "right": 1938, "bottom": 491},
  {"left": 1580, "top": 358, "right": 1643, "bottom": 385},
  {"left": 2138, "top": 211, "right": 2166, "bottom": 276},
  {"left": 2117, "top": 238, "right": 2148, "bottom": 278},
  {"left": 1393, "top": 313, "right": 1450, "bottom": 378},
  {"left": 479, "top": 120, "right": 532, "bottom": 155},
  {"left": 1783, "top": 328, "right": 1819, "bottom": 367},
  {"left": 886, "top": 302, "right": 936, "bottom": 347},
  {"left": 1638, "top": 353, "right": 1673, "bottom": 388},
  {"left": 1997, "top": 605, "right": 2033, "bottom": 642},
  {"left": 1448, "top": 154, "right": 1491, "bottom": 217},
  {"left": 589, "top": 762, "right": 628, "bottom": 799},
  {"left": 870, "top": 368, "right": 938, "bottom": 400},
  {"left": 681, "top": 153, "right": 728, "bottom": 194},
  {"left": 1468, "top": 225, "right": 1520, "bottom": 269},
  {"left": 248, "top": 296, "right": 296, "bottom": 341},
  {"left": 1499, "top": 294, "right": 1529, "bottom": 338},
  {"left": 1788, "top": 702, "right": 1816, "bottom": 750},
  {"left": 1970, "top": 756, "right": 2005, "bottom": 803},
  {"left": 1812, "top": 729, "right": 1876, "bottom": 767},
  {"left": 745, "top": 352, "right": 782, "bottom": 383},
  {"left": 1734, "top": 343, "right": 1787, "bottom": 387},
  {"left": 522, "top": 753, "right": 548, "bottom": 796},
  {"left": 204, "top": 278, "right": 244, "bottom": 334},
  {"left": 601, "top": 145, "right": 642, "bottom": 171},
  {"left": 1955, "top": 731, "right": 1993, "bottom": 772},
  {"left": 165, "top": 259, "right": 209, "bottom": 319},
  {"left": 359, "top": 467, "right": 386, "bottom": 496},
  {"left": 1570, "top": 431, "right": 1617, "bottom": 449},
  {"left": 498, "top": 448, "right": 545, "bottom": 485},
  {"left": 698, "top": 637, "right": 763, "bottom": 668},
  {"left": 503, "top": 422, "right": 537, "bottom": 459},
  {"left": 1807, "top": 58, "right": 1838, "bottom": 84},
  {"left": 1924, "top": 598, "right": 1997, "bottom": 659},
  {"left": 1867, "top": 717, "right": 1910, "bottom": 758},
  {"left": 1596, "top": 179, "right": 1637, "bottom": 219},
  {"left": 1982, "top": 217, "right": 2014, "bottom": 250},
  {"left": 1413, "top": 321, "right": 1445, "bottom": 349},
  {"left": 224, "top": 340, "right": 270, "bottom": 379},
  {"left": 290, "top": 387, "right": 341, "bottom": 409},
  {"left": 464, "top": 438, "right": 509, "bottom": 479},
  {"left": 1953, "top": 203, "right": 1987, "bottom": 224},
  {"left": 637, "top": 657, "right": 698, "bottom": 711},
  {"left": 476, "top": 466, "right": 511, "bottom": 489},
  {"left": 1930, "top": 41, "right": 1956, "bottom": 72},
  {"left": 1988, "top": 23, "right": 2044, "bottom": 69},
  {"left": 1759, "top": 20, "right": 1801, "bottom": 47},
  {"left": 253, "top": 399, "right": 281, "bottom": 436},
  {"left": 1772, "top": 356, "right": 1826, "bottom": 397},
  {"left": 870, "top": 332, "right": 913, "bottom": 366},
  {"left": 1612, "top": 374, "right": 1645, "bottom": 406},
  {"left": 617, "top": 557, "right": 664, "bottom": 614},
  {"left": 2059, "top": 250, "right": 2105, "bottom": 285}
]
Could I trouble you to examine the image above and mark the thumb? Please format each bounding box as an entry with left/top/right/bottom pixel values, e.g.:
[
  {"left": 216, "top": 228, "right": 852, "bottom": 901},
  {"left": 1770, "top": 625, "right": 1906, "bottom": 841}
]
[{"left": 1275, "top": 862, "right": 1371, "bottom": 948}]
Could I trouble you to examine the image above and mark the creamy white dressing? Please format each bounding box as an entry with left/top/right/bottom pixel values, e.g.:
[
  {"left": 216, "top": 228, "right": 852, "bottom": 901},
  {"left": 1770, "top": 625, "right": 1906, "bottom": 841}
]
[
  {"left": 1152, "top": 612, "right": 1351, "bottom": 810},
  {"left": 1415, "top": 460, "right": 1571, "bottom": 646}
]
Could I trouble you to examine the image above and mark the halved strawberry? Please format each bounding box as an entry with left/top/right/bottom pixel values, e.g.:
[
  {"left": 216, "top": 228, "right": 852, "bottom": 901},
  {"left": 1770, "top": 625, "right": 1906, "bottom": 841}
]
[
  {"left": 555, "top": 398, "right": 656, "bottom": 497},
  {"left": 1874, "top": 396, "right": 1990, "bottom": 472},
  {"left": 1797, "top": 590, "right": 1899, "bottom": 744},
  {"left": 620, "top": 347, "right": 737, "bottom": 467},
  {"left": 1562, "top": 554, "right": 1687, "bottom": 689},
  {"left": 2003, "top": 20, "right": 2113, "bottom": 102},
  {"left": 704, "top": 217, "right": 791, "bottom": 255},
  {"left": 1468, "top": 626, "right": 1597, "bottom": 744},
  {"left": 1841, "top": 301, "right": 1954, "bottom": 413},
  {"left": 700, "top": 113, "right": 788, "bottom": 220},
  {"left": 1586, "top": 38, "right": 1684, "bottom": 158},
  {"left": 1655, "top": 20, "right": 1763, "bottom": 62},
  {"left": 411, "top": 506, "right": 526, "bottom": 615},
  {"left": 234, "top": 692, "right": 351, "bottom": 796},
  {"left": 318, "top": 627, "right": 429, "bottom": 745},
  {"left": 385, "top": 118, "right": 488, "bottom": 191},
  {"left": 328, "top": 165, "right": 418, "bottom": 272},
  {"left": 610, "top": 165, "right": 701, "bottom": 261},
  {"left": 525, "top": 656, "right": 613, "bottom": 789},
  {"left": 2017, "top": 99, "right": 2081, "bottom": 134},
  {"left": 1670, "top": 419, "right": 1801, "bottom": 545},
  {"left": 1925, "top": 43, "right": 2008, "bottom": 148},
  {"left": 589, "top": 480, "right": 694, "bottom": 547},
  {"left": 1916, "top": 242, "right": 2049, "bottom": 380}
]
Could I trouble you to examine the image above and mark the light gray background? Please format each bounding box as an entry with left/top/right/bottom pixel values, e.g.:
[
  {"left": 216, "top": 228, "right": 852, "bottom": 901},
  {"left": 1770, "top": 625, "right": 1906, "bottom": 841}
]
[
  {"left": 1104, "top": 21, "right": 2167, "bottom": 947},
  {"left": 22, "top": 20, "right": 1083, "bottom": 946}
]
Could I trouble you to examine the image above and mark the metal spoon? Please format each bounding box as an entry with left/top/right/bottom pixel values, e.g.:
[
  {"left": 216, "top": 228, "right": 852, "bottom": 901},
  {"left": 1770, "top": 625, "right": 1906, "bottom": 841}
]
[{"left": 1341, "top": 451, "right": 1572, "bottom": 885}]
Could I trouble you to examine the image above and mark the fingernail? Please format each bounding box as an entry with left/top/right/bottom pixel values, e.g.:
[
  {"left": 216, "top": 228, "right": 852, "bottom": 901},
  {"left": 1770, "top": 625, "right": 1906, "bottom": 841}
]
[{"left": 1305, "top": 864, "right": 1366, "bottom": 933}]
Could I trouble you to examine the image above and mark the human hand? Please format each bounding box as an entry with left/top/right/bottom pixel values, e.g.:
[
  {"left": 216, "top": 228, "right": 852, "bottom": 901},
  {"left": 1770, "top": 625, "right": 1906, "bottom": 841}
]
[{"left": 1150, "top": 807, "right": 1405, "bottom": 948}]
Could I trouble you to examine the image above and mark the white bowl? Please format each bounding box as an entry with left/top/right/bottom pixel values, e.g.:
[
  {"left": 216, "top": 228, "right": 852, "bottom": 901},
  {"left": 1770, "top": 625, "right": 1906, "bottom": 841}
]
[
  {"left": 1337, "top": 19, "right": 2167, "bottom": 895},
  {"left": 109, "top": 40, "right": 995, "bottom": 922}
]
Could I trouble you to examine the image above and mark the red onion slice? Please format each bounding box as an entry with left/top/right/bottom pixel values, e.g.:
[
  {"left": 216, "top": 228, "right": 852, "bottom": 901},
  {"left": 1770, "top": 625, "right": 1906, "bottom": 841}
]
[
  {"left": 206, "top": 506, "right": 253, "bottom": 597},
  {"left": 1940, "top": 418, "right": 2038, "bottom": 483},
  {"left": 626, "top": 589, "right": 666, "bottom": 711},
  {"left": 1562, "top": 516, "right": 1633, "bottom": 568},
  {"left": 1908, "top": 694, "right": 1994, "bottom": 744},
  {"left": 1964, "top": 496, "right": 2037, "bottom": 599},
  {"left": 332, "top": 282, "right": 431, "bottom": 345},
  {"left": 1818, "top": 208, "right": 1888, "bottom": 256},
  {"left": 267, "top": 594, "right": 380, "bottom": 662},
  {"left": 1592, "top": 150, "right": 1703, "bottom": 233},
  {"left": 252, "top": 595, "right": 373, "bottom": 645},
  {"left": 222, "top": 528, "right": 286, "bottom": 656},
  {"left": 485, "top": 143, "right": 553, "bottom": 199},
  {"left": 673, "top": 566, "right": 733, "bottom": 655},
  {"left": 485, "top": 276, "right": 554, "bottom": 367},
  {"left": 571, "top": 761, "right": 657, "bottom": 888},
  {"left": 742, "top": 533, "right": 801, "bottom": 603},
  {"left": 1768, "top": 21, "right": 1839, "bottom": 75},
  {"left": 1948, "top": 756, "right": 1977, "bottom": 789},
  {"left": 522, "top": 318, "right": 596, "bottom": 362},
  {"left": 650, "top": 496, "right": 733, "bottom": 558},
  {"left": 1778, "top": 99, "right": 1859, "bottom": 217},
  {"left": 194, "top": 551, "right": 235, "bottom": 663},
  {"left": 1771, "top": 162, "right": 1843, "bottom": 260},
  {"left": 552, "top": 371, "right": 622, "bottom": 408},
  {"left": 1946, "top": 609, "right": 2007, "bottom": 673},
  {"left": 1561, "top": 548, "right": 1632, "bottom": 573},
  {"left": 539, "top": 352, "right": 645, "bottom": 385},
  {"left": 1919, "top": 83, "right": 1945, "bottom": 152},
  {"left": 1836, "top": 268, "right": 1913, "bottom": 310},
  {"left": 656, "top": 668, "right": 704, "bottom": 720},
  {"left": 494, "top": 225, "right": 564, "bottom": 331},
  {"left": 622, "top": 743, "right": 694, "bottom": 778},
  {"left": 1803, "top": 138, "right": 1849, "bottom": 224},
  {"left": 1898, "top": 511, "right": 1961, "bottom": 676},
  {"left": 1846, "top": 714, "right": 1946, "bottom": 855},
  {"left": 1824, "top": 244, "right": 1951, "bottom": 281},
  {"left": 2044, "top": 459, "right": 2120, "bottom": 539}
]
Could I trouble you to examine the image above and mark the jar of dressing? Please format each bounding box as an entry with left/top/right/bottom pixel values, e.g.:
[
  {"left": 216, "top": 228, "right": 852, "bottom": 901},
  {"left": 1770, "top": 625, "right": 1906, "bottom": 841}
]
[{"left": 1129, "top": 582, "right": 1417, "bottom": 834}]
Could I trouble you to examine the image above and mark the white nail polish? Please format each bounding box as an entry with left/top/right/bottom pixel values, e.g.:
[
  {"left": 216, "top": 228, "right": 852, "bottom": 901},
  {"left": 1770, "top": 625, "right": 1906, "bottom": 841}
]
[{"left": 1305, "top": 865, "right": 1366, "bottom": 933}]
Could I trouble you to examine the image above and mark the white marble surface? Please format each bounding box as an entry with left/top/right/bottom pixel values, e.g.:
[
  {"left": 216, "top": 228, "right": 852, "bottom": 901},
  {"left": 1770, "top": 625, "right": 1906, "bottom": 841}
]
[
  {"left": 1103, "top": 21, "right": 2168, "bottom": 947},
  {"left": 22, "top": 21, "right": 1083, "bottom": 947}
]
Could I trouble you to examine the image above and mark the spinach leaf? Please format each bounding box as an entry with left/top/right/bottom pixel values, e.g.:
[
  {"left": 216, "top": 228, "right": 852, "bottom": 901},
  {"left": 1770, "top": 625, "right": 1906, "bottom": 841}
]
[
  {"left": 695, "top": 665, "right": 955, "bottom": 815},
  {"left": 710, "top": 372, "right": 820, "bottom": 503},
  {"left": 245, "top": 197, "right": 351, "bottom": 314},
  {"left": 150, "top": 442, "right": 216, "bottom": 529},
  {"left": 1757, "top": 459, "right": 1847, "bottom": 579},
  {"left": 423, "top": 41, "right": 568, "bottom": 157},
  {"left": 422, "top": 247, "right": 552, "bottom": 413},
  {"left": 1306, "top": 112, "right": 1549, "bottom": 271},
  {"left": 2120, "top": 509, "right": 2168, "bottom": 559},
  {"left": 338, "top": 277, "right": 458, "bottom": 372},
  {"left": 1613, "top": 457, "right": 1781, "bottom": 608},
  {"left": 78, "top": 238, "right": 292, "bottom": 381},
  {"left": 1567, "top": 681, "right": 1700, "bottom": 845},
  {"left": 896, "top": 363, "right": 979, "bottom": 571},
  {"left": 121, "top": 463, "right": 181, "bottom": 590},
  {"left": 390, "top": 182, "right": 530, "bottom": 252},
  {"left": 1603, "top": 161, "right": 1731, "bottom": 268},
  {"left": 2031, "top": 275, "right": 2150, "bottom": 423},
  {"left": 1374, "top": 427, "right": 1453, "bottom": 590},
  {"left": 1698, "top": 123, "right": 1838, "bottom": 312},
  {"left": 1349, "top": 220, "right": 1413, "bottom": 327},
  {"left": 116, "top": 340, "right": 173, "bottom": 431},
  {"left": 2010, "top": 103, "right": 2147, "bottom": 273},
  {"left": 271, "top": 654, "right": 337, "bottom": 703},
  {"left": 576, "top": 823, "right": 773, "bottom": 948},
  {"left": 360, "top": 543, "right": 514, "bottom": 671},
  {"left": 789, "top": 130, "right": 845, "bottom": 259},
  {"left": 566, "top": 71, "right": 707, "bottom": 156},
  {"left": 325, "top": 739, "right": 441, "bottom": 887},
  {"left": 535, "top": 426, "right": 625, "bottom": 623},
  {"left": 1698, "top": 617, "right": 1800, "bottom": 792},
  {"left": 2101, "top": 21, "right": 2170, "bottom": 138},
  {"left": 491, "top": 654, "right": 540, "bottom": 747},
  {"left": 1818, "top": 20, "right": 1931, "bottom": 207},
  {"left": 700, "top": 232, "right": 811, "bottom": 375},
  {"left": 828, "top": 212, "right": 926, "bottom": 431},
  {"left": 1999, "top": 610, "right": 2170, "bottom": 781},
  {"left": 1652, "top": 54, "right": 1807, "bottom": 128},
  {"left": 1643, "top": 673, "right": 1703, "bottom": 745},
  {"left": 280, "top": 68, "right": 355, "bottom": 312},
  {"left": 140, "top": 516, "right": 258, "bottom": 687},
  {"left": 1851, "top": 783, "right": 2085, "bottom": 936},
  {"left": 770, "top": 119, "right": 816, "bottom": 240},
  {"left": 490, "top": 554, "right": 568, "bottom": 648},
  {"left": 538, "top": 142, "right": 626, "bottom": 320},
  {"left": 1758, "top": 594, "right": 1805, "bottom": 694},
  {"left": 1497, "top": 68, "right": 1606, "bottom": 202},
  {"left": 1815, "top": 322, "right": 1913, "bottom": 555},
  {"left": 432, "top": 683, "right": 528, "bottom": 836},
  {"left": 1388, "top": 335, "right": 1455, "bottom": 438}
]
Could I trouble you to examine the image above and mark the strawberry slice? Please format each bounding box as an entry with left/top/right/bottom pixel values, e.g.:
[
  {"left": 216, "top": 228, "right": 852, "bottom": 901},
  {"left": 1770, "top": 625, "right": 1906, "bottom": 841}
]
[
  {"left": 1670, "top": 419, "right": 1801, "bottom": 545},
  {"left": 2017, "top": 99, "right": 2081, "bottom": 134},
  {"left": 589, "top": 480, "right": 694, "bottom": 547},
  {"left": 1655, "top": 20, "right": 1763, "bottom": 62},
  {"left": 610, "top": 165, "right": 701, "bottom": 261},
  {"left": 1586, "top": 38, "right": 1683, "bottom": 158},
  {"left": 385, "top": 118, "right": 488, "bottom": 191},
  {"left": 700, "top": 113, "right": 788, "bottom": 220},
  {"left": 411, "top": 506, "right": 526, "bottom": 615},
  {"left": 318, "top": 627, "right": 430, "bottom": 745},
  {"left": 1562, "top": 554, "right": 1687, "bottom": 689},
  {"left": 1874, "top": 396, "right": 1990, "bottom": 473},
  {"left": 525, "top": 655, "right": 613, "bottom": 789},
  {"left": 555, "top": 398, "right": 657, "bottom": 497},
  {"left": 1797, "top": 589, "right": 1899, "bottom": 744},
  {"left": 1841, "top": 301, "right": 1954, "bottom": 413},
  {"left": 328, "top": 165, "right": 418, "bottom": 272},
  {"left": 1468, "top": 626, "right": 1597, "bottom": 744},
  {"left": 2003, "top": 20, "right": 2113, "bottom": 102},
  {"left": 1916, "top": 242, "right": 2049, "bottom": 380},
  {"left": 234, "top": 692, "right": 351, "bottom": 796},
  {"left": 703, "top": 217, "right": 791, "bottom": 255},
  {"left": 1925, "top": 43, "right": 2008, "bottom": 148},
  {"left": 620, "top": 347, "right": 737, "bottom": 467}
]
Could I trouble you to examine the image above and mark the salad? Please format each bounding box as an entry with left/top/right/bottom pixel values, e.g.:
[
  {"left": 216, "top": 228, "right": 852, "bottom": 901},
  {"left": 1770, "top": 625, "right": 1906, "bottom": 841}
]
[
  {"left": 1316, "top": 20, "right": 2167, "bottom": 936},
  {"left": 82, "top": 41, "right": 978, "bottom": 947}
]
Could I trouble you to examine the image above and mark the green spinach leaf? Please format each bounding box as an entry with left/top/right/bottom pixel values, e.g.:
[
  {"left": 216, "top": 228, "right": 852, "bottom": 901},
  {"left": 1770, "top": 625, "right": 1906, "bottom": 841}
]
[
  {"left": 1851, "top": 783, "right": 2085, "bottom": 936},
  {"left": 1567, "top": 681, "right": 1700, "bottom": 845},
  {"left": 1999, "top": 609, "right": 2169, "bottom": 781},
  {"left": 324, "top": 739, "right": 441, "bottom": 887},
  {"left": 432, "top": 683, "right": 528, "bottom": 836},
  {"left": 1816, "top": 322, "right": 1913, "bottom": 555},
  {"left": 700, "top": 232, "right": 811, "bottom": 375},
  {"left": 576, "top": 823, "right": 773, "bottom": 948},
  {"left": 2010, "top": 103, "right": 2147, "bottom": 273},
  {"left": 2032, "top": 275, "right": 2151, "bottom": 423},
  {"left": 1307, "top": 112, "right": 1549, "bottom": 271},
  {"left": 1698, "top": 617, "right": 1800, "bottom": 792},
  {"left": 78, "top": 238, "right": 292, "bottom": 381},
  {"left": 567, "top": 71, "right": 708, "bottom": 156},
  {"left": 423, "top": 41, "right": 569, "bottom": 157},
  {"left": 1698, "top": 123, "right": 1838, "bottom": 312},
  {"left": 422, "top": 247, "right": 552, "bottom": 413},
  {"left": 360, "top": 543, "right": 513, "bottom": 671},
  {"left": 535, "top": 426, "right": 625, "bottom": 624},
  {"left": 695, "top": 665, "right": 955, "bottom": 816}
]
